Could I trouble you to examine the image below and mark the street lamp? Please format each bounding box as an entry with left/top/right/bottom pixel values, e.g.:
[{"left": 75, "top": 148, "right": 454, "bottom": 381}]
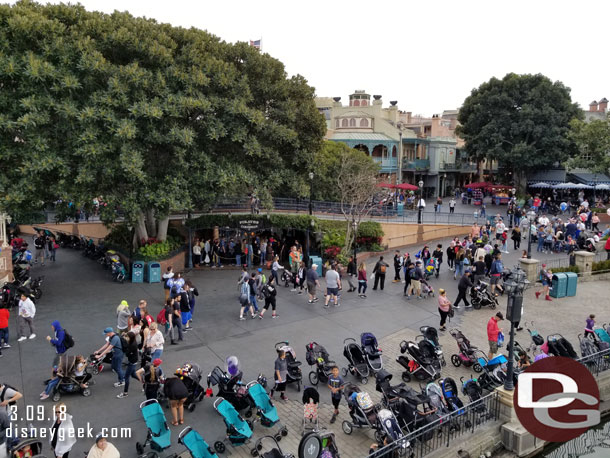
[
  {"left": 503, "top": 267, "right": 530, "bottom": 391},
  {"left": 417, "top": 180, "right": 424, "bottom": 224},
  {"left": 526, "top": 210, "right": 536, "bottom": 259}
]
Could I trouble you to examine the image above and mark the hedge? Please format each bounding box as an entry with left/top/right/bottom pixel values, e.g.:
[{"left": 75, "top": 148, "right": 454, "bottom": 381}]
[
  {"left": 550, "top": 266, "right": 580, "bottom": 274},
  {"left": 592, "top": 260, "right": 610, "bottom": 273}
]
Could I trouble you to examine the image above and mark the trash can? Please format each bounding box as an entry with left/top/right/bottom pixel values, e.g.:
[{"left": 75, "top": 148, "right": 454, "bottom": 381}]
[
  {"left": 396, "top": 202, "right": 404, "bottom": 217},
  {"left": 565, "top": 272, "right": 578, "bottom": 297},
  {"left": 309, "top": 256, "right": 322, "bottom": 277},
  {"left": 147, "top": 262, "right": 162, "bottom": 283},
  {"left": 131, "top": 261, "right": 145, "bottom": 283},
  {"left": 550, "top": 273, "right": 567, "bottom": 298}
]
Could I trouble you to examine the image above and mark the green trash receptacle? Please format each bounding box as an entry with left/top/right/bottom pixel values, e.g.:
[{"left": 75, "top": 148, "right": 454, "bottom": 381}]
[
  {"left": 131, "top": 261, "right": 145, "bottom": 283},
  {"left": 565, "top": 272, "right": 578, "bottom": 297},
  {"left": 147, "top": 262, "right": 162, "bottom": 283},
  {"left": 310, "top": 256, "right": 322, "bottom": 277},
  {"left": 550, "top": 273, "right": 567, "bottom": 298},
  {"left": 397, "top": 202, "right": 404, "bottom": 217}
]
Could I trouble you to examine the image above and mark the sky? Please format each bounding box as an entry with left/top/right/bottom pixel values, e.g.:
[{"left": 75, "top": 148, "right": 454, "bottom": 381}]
[{"left": 17, "top": 0, "right": 610, "bottom": 116}]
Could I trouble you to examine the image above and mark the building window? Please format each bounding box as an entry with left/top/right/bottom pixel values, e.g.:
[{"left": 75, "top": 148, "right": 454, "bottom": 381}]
[
  {"left": 342, "top": 119, "right": 348, "bottom": 127},
  {"left": 360, "top": 118, "right": 369, "bottom": 127},
  {"left": 335, "top": 119, "right": 340, "bottom": 128},
  {"left": 353, "top": 100, "right": 360, "bottom": 107},
  {"left": 349, "top": 118, "right": 356, "bottom": 127},
  {"left": 361, "top": 100, "right": 368, "bottom": 106}
]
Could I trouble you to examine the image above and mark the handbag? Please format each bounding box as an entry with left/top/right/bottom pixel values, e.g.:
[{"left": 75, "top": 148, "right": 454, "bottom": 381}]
[
  {"left": 448, "top": 307, "right": 455, "bottom": 318},
  {"left": 204, "top": 254, "right": 210, "bottom": 264}
]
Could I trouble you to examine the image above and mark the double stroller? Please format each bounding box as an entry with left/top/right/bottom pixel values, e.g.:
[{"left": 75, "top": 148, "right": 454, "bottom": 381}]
[
  {"left": 475, "top": 351, "right": 509, "bottom": 391},
  {"left": 342, "top": 337, "right": 370, "bottom": 384},
  {"left": 246, "top": 381, "right": 288, "bottom": 440},
  {"left": 136, "top": 399, "right": 172, "bottom": 455},
  {"left": 207, "top": 357, "right": 264, "bottom": 413},
  {"left": 49, "top": 355, "right": 93, "bottom": 402},
  {"left": 342, "top": 384, "right": 383, "bottom": 438},
  {"left": 449, "top": 329, "right": 482, "bottom": 372},
  {"left": 212, "top": 397, "right": 254, "bottom": 454},
  {"left": 176, "top": 426, "right": 219, "bottom": 458},
  {"left": 547, "top": 334, "right": 578, "bottom": 358},
  {"left": 470, "top": 281, "right": 498, "bottom": 310},
  {"left": 275, "top": 342, "right": 303, "bottom": 392},
  {"left": 397, "top": 340, "right": 441, "bottom": 382},
  {"left": 251, "top": 436, "right": 295, "bottom": 458},
  {"left": 305, "top": 341, "right": 335, "bottom": 386},
  {"left": 175, "top": 362, "right": 205, "bottom": 412}
]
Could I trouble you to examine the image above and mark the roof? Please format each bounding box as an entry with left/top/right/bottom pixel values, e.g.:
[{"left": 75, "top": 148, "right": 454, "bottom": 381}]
[
  {"left": 330, "top": 132, "right": 396, "bottom": 142},
  {"left": 335, "top": 110, "right": 372, "bottom": 118},
  {"left": 527, "top": 169, "right": 566, "bottom": 185},
  {"left": 568, "top": 171, "right": 610, "bottom": 185}
]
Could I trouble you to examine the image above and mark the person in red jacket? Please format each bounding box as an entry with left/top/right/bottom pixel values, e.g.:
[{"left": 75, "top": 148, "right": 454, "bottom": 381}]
[
  {"left": 487, "top": 312, "right": 504, "bottom": 360},
  {"left": 605, "top": 236, "right": 610, "bottom": 261},
  {"left": 0, "top": 307, "right": 9, "bottom": 356}
]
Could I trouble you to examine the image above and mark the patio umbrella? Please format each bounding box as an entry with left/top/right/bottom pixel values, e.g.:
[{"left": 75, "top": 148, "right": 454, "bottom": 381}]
[
  {"left": 553, "top": 182, "right": 577, "bottom": 189},
  {"left": 395, "top": 183, "right": 418, "bottom": 191},
  {"left": 377, "top": 182, "right": 396, "bottom": 189},
  {"left": 463, "top": 182, "right": 492, "bottom": 189},
  {"left": 573, "top": 183, "right": 593, "bottom": 189},
  {"left": 529, "top": 182, "right": 551, "bottom": 188},
  {"left": 594, "top": 183, "right": 610, "bottom": 190}
]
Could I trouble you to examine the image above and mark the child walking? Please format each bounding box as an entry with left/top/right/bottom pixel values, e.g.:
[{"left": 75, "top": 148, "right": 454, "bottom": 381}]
[
  {"left": 357, "top": 262, "right": 367, "bottom": 298},
  {"left": 585, "top": 314, "right": 595, "bottom": 338},
  {"left": 328, "top": 366, "right": 345, "bottom": 424}
]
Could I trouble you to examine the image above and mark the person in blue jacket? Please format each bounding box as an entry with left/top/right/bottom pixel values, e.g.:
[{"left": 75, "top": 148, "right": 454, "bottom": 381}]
[{"left": 46, "top": 320, "right": 67, "bottom": 367}]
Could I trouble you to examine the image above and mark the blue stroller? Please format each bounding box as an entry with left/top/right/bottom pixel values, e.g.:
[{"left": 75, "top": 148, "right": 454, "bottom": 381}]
[
  {"left": 177, "top": 426, "right": 219, "bottom": 458},
  {"left": 247, "top": 381, "right": 288, "bottom": 440},
  {"left": 475, "top": 352, "right": 508, "bottom": 391},
  {"left": 136, "top": 399, "right": 172, "bottom": 455},
  {"left": 360, "top": 332, "right": 383, "bottom": 372},
  {"left": 213, "top": 397, "right": 253, "bottom": 454}
]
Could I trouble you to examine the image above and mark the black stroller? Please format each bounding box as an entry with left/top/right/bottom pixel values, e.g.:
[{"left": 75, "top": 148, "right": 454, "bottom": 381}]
[
  {"left": 342, "top": 384, "right": 383, "bottom": 440},
  {"left": 8, "top": 438, "right": 47, "bottom": 458},
  {"left": 275, "top": 342, "right": 303, "bottom": 391},
  {"left": 342, "top": 337, "right": 370, "bottom": 384},
  {"left": 470, "top": 281, "right": 498, "bottom": 310},
  {"left": 439, "top": 377, "right": 465, "bottom": 414},
  {"left": 175, "top": 362, "right": 205, "bottom": 412},
  {"left": 360, "top": 332, "right": 383, "bottom": 372},
  {"left": 547, "top": 334, "right": 578, "bottom": 358},
  {"left": 418, "top": 326, "right": 446, "bottom": 366},
  {"left": 251, "top": 435, "right": 294, "bottom": 458},
  {"left": 50, "top": 355, "right": 93, "bottom": 402},
  {"left": 461, "top": 376, "right": 489, "bottom": 421},
  {"left": 305, "top": 341, "right": 335, "bottom": 386},
  {"left": 207, "top": 360, "right": 257, "bottom": 413},
  {"left": 397, "top": 340, "right": 441, "bottom": 382}
]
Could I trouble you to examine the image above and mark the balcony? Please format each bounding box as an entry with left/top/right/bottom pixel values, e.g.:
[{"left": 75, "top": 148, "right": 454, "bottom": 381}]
[
  {"left": 403, "top": 159, "right": 430, "bottom": 171},
  {"left": 372, "top": 157, "right": 398, "bottom": 172},
  {"left": 439, "top": 162, "right": 477, "bottom": 172}
]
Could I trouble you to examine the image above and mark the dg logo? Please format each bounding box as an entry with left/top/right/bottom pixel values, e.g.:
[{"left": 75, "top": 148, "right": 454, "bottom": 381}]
[{"left": 514, "top": 356, "right": 600, "bottom": 442}]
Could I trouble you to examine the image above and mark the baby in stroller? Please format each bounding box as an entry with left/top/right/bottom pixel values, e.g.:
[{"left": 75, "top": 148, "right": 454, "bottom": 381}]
[
  {"left": 342, "top": 384, "right": 381, "bottom": 436},
  {"left": 40, "top": 355, "right": 92, "bottom": 401}
]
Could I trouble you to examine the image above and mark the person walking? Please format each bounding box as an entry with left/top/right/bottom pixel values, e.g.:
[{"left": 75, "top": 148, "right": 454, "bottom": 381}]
[
  {"left": 473, "top": 256, "right": 486, "bottom": 285},
  {"left": 347, "top": 256, "right": 358, "bottom": 291},
  {"left": 432, "top": 244, "right": 443, "bottom": 277},
  {"left": 162, "top": 267, "right": 174, "bottom": 303},
  {"left": 248, "top": 274, "right": 260, "bottom": 315},
  {"left": 511, "top": 227, "right": 521, "bottom": 251},
  {"left": 449, "top": 198, "right": 456, "bottom": 214},
  {"left": 454, "top": 247, "right": 465, "bottom": 279},
  {"left": 49, "top": 403, "right": 77, "bottom": 458},
  {"left": 0, "top": 307, "right": 9, "bottom": 353},
  {"left": 392, "top": 251, "right": 402, "bottom": 282},
  {"left": 324, "top": 263, "right": 341, "bottom": 308},
  {"left": 453, "top": 270, "right": 473, "bottom": 309},
  {"left": 357, "top": 262, "right": 368, "bottom": 298},
  {"left": 327, "top": 366, "right": 345, "bottom": 424},
  {"left": 437, "top": 289, "right": 452, "bottom": 331},
  {"left": 17, "top": 293, "right": 36, "bottom": 342},
  {"left": 535, "top": 264, "right": 553, "bottom": 301},
  {"left": 259, "top": 276, "right": 278, "bottom": 319},
  {"left": 306, "top": 264, "right": 320, "bottom": 304},
  {"left": 47, "top": 237, "right": 57, "bottom": 263},
  {"left": 489, "top": 254, "right": 505, "bottom": 296},
  {"left": 86, "top": 435, "right": 120, "bottom": 458},
  {"left": 372, "top": 256, "right": 389, "bottom": 291},
  {"left": 46, "top": 321, "right": 67, "bottom": 367},
  {"left": 271, "top": 256, "right": 282, "bottom": 285},
  {"left": 33, "top": 230, "right": 46, "bottom": 266},
  {"left": 117, "top": 331, "right": 139, "bottom": 398},
  {"left": 446, "top": 243, "right": 456, "bottom": 271},
  {"left": 487, "top": 312, "right": 504, "bottom": 359},
  {"left": 270, "top": 349, "right": 288, "bottom": 401},
  {"left": 136, "top": 358, "right": 164, "bottom": 400},
  {"left": 94, "top": 327, "right": 125, "bottom": 387},
  {"left": 239, "top": 279, "right": 255, "bottom": 320}
]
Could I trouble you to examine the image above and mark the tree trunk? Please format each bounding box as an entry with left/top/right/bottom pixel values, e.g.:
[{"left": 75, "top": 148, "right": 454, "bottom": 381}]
[
  {"left": 515, "top": 170, "right": 527, "bottom": 195},
  {"left": 135, "top": 212, "right": 148, "bottom": 245},
  {"left": 145, "top": 209, "right": 157, "bottom": 238},
  {"left": 156, "top": 217, "right": 169, "bottom": 242}
]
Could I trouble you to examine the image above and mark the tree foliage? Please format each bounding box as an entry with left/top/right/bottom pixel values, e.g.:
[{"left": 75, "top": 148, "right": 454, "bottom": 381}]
[
  {"left": 0, "top": 1, "right": 326, "bottom": 242},
  {"left": 457, "top": 73, "right": 582, "bottom": 188},
  {"left": 568, "top": 115, "right": 610, "bottom": 176}
]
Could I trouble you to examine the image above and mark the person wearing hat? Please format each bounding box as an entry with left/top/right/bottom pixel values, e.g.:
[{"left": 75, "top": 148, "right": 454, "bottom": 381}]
[
  {"left": 536, "top": 264, "right": 553, "bottom": 301},
  {"left": 453, "top": 269, "right": 473, "bottom": 309},
  {"left": 93, "top": 327, "right": 125, "bottom": 388},
  {"left": 487, "top": 312, "right": 504, "bottom": 359},
  {"left": 136, "top": 358, "right": 164, "bottom": 400},
  {"left": 86, "top": 434, "right": 119, "bottom": 458}
]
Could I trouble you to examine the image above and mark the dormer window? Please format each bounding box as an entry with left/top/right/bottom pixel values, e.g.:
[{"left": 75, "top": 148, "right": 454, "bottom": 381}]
[
  {"left": 349, "top": 118, "right": 356, "bottom": 127},
  {"left": 360, "top": 119, "right": 369, "bottom": 127}
]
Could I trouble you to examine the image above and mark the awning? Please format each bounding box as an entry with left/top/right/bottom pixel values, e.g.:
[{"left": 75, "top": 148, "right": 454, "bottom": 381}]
[
  {"left": 529, "top": 182, "right": 552, "bottom": 188},
  {"left": 527, "top": 168, "right": 566, "bottom": 185},
  {"left": 567, "top": 172, "right": 610, "bottom": 186}
]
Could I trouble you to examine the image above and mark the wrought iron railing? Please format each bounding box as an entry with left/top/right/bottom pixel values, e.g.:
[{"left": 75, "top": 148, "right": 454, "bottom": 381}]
[
  {"left": 369, "top": 392, "right": 500, "bottom": 458},
  {"left": 577, "top": 347, "right": 610, "bottom": 377}
]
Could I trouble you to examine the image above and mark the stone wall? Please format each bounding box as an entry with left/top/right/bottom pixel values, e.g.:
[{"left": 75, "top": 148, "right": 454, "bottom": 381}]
[
  {"left": 380, "top": 222, "right": 470, "bottom": 249},
  {"left": 18, "top": 222, "right": 110, "bottom": 241}
]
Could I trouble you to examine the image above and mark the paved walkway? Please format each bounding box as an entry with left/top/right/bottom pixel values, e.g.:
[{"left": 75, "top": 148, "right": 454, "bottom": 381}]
[{"left": 1, "top": 236, "right": 608, "bottom": 458}]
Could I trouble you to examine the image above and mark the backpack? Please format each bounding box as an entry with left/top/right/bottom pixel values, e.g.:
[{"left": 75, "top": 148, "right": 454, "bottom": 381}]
[
  {"left": 63, "top": 330, "right": 75, "bottom": 349},
  {"left": 156, "top": 309, "right": 167, "bottom": 326},
  {"left": 116, "top": 335, "right": 129, "bottom": 353},
  {"left": 380, "top": 264, "right": 387, "bottom": 274}
]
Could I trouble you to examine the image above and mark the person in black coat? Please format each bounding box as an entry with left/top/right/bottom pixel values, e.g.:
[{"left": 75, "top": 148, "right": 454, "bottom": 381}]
[{"left": 454, "top": 270, "right": 473, "bottom": 308}]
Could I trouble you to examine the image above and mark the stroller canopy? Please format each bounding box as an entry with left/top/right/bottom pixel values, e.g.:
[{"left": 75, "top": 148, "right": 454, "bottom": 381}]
[
  {"left": 248, "top": 383, "right": 279, "bottom": 424},
  {"left": 302, "top": 387, "right": 320, "bottom": 405},
  {"left": 180, "top": 427, "right": 217, "bottom": 458},
  {"left": 141, "top": 400, "right": 172, "bottom": 450},
  {"left": 216, "top": 399, "right": 253, "bottom": 439},
  {"left": 360, "top": 332, "right": 378, "bottom": 349}
]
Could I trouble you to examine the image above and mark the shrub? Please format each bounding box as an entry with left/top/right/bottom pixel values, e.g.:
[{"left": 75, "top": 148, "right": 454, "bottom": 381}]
[
  {"left": 550, "top": 266, "right": 580, "bottom": 273},
  {"left": 324, "top": 245, "right": 341, "bottom": 259},
  {"left": 592, "top": 260, "right": 610, "bottom": 273}
]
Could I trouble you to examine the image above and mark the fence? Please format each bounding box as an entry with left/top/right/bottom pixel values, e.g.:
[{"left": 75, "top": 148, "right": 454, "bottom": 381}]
[
  {"left": 369, "top": 392, "right": 500, "bottom": 458},
  {"left": 577, "top": 347, "right": 610, "bottom": 377}
]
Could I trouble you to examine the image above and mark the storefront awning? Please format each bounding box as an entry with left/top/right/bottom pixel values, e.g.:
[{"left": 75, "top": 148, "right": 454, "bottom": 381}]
[{"left": 567, "top": 172, "right": 610, "bottom": 186}]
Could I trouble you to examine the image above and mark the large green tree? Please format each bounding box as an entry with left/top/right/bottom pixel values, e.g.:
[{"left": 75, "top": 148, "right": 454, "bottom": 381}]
[
  {"left": 0, "top": 1, "right": 326, "bottom": 242},
  {"left": 457, "top": 73, "right": 582, "bottom": 190},
  {"left": 568, "top": 115, "right": 610, "bottom": 177}
]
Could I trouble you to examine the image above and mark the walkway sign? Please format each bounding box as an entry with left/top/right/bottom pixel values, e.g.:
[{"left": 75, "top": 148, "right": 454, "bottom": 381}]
[{"left": 238, "top": 219, "right": 261, "bottom": 231}]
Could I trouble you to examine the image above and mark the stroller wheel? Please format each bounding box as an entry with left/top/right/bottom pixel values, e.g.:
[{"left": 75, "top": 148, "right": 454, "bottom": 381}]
[
  {"left": 401, "top": 373, "right": 411, "bottom": 383},
  {"left": 187, "top": 403, "right": 196, "bottom": 412},
  {"left": 281, "top": 427, "right": 288, "bottom": 436},
  {"left": 441, "top": 358, "right": 447, "bottom": 367},
  {"left": 342, "top": 421, "right": 353, "bottom": 435},
  {"left": 92, "top": 366, "right": 100, "bottom": 375},
  {"left": 341, "top": 367, "right": 348, "bottom": 377},
  {"left": 275, "top": 434, "right": 282, "bottom": 442},
  {"left": 473, "top": 363, "right": 482, "bottom": 373},
  {"left": 465, "top": 419, "right": 472, "bottom": 429},
  {"left": 309, "top": 371, "right": 319, "bottom": 386},
  {"left": 245, "top": 409, "right": 253, "bottom": 418},
  {"left": 52, "top": 391, "right": 61, "bottom": 402},
  {"left": 136, "top": 442, "right": 144, "bottom": 455},
  {"left": 246, "top": 419, "right": 253, "bottom": 430},
  {"left": 296, "top": 382, "right": 301, "bottom": 392},
  {"left": 451, "top": 355, "right": 462, "bottom": 367},
  {"left": 82, "top": 388, "right": 91, "bottom": 397},
  {"left": 251, "top": 449, "right": 259, "bottom": 457},
  {"left": 361, "top": 377, "right": 368, "bottom": 385},
  {"left": 490, "top": 301, "right": 497, "bottom": 310},
  {"left": 472, "top": 301, "right": 482, "bottom": 310},
  {"left": 214, "top": 442, "right": 226, "bottom": 454}
]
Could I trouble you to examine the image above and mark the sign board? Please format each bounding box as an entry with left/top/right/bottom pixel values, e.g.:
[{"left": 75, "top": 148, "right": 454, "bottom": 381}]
[{"left": 238, "top": 219, "right": 261, "bottom": 231}]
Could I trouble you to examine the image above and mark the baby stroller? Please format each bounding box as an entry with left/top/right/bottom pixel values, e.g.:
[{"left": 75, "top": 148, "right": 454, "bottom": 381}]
[
  {"left": 579, "top": 334, "right": 600, "bottom": 358},
  {"left": 420, "top": 279, "right": 435, "bottom": 298},
  {"left": 176, "top": 426, "right": 219, "bottom": 458},
  {"left": 377, "top": 409, "right": 411, "bottom": 454},
  {"left": 418, "top": 326, "right": 446, "bottom": 367},
  {"left": 207, "top": 357, "right": 261, "bottom": 413},
  {"left": 275, "top": 342, "right": 303, "bottom": 391},
  {"left": 342, "top": 384, "right": 382, "bottom": 438},
  {"left": 594, "top": 326, "right": 610, "bottom": 348},
  {"left": 8, "top": 438, "right": 46, "bottom": 458},
  {"left": 397, "top": 340, "right": 441, "bottom": 382},
  {"left": 424, "top": 258, "right": 438, "bottom": 280},
  {"left": 111, "top": 259, "right": 127, "bottom": 283},
  {"left": 360, "top": 332, "right": 383, "bottom": 372},
  {"left": 175, "top": 362, "right": 205, "bottom": 412},
  {"left": 449, "top": 329, "right": 482, "bottom": 372},
  {"left": 136, "top": 399, "right": 172, "bottom": 455},
  {"left": 212, "top": 397, "right": 253, "bottom": 454},
  {"left": 302, "top": 387, "right": 320, "bottom": 434},
  {"left": 470, "top": 281, "right": 498, "bottom": 310},
  {"left": 342, "top": 337, "right": 370, "bottom": 384},
  {"left": 280, "top": 269, "right": 292, "bottom": 287},
  {"left": 460, "top": 376, "right": 489, "bottom": 420},
  {"left": 305, "top": 341, "right": 335, "bottom": 386},
  {"left": 526, "top": 321, "right": 544, "bottom": 354},
  {"left": 475, "top": 351, "right": 508, "bottom": 391},
  {"left": 425, "top": 382, "right": 451, "bottom": 417},
  {"left": 298, "top": 431, "right": 340, "bottom": 458},
  {"left": 251, "top": 436, "right": 295, "bottom": 458},
  {"left": 439, "top": 377, "right": 465, "bottom": 414},
  {"left": 50, "top": 355, "right": 92, "bottom": 401},
  {"left": 547, "top": 334, "right": 578, "bottom": 359},
  {"left": 246, "top": 381, "right": 288, "bottom": 439}
]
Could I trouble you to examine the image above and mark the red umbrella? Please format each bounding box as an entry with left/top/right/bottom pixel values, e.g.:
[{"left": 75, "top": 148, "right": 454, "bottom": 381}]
[
  {"left": 463, "top": 181, "right": 492, "bottom": 189},
  {"left": 395, "top": 183, "right": 418, "bottom": 191},
  {"left": 377, "top": 182, "right": 396, "bottom": 189}
]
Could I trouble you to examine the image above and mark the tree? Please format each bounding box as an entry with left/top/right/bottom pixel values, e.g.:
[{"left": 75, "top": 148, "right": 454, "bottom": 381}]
[
  {"left": 0, "top": 1, "right": 326, "bottom": 244},
  {"left": 457, "top": 73, "right": 582, "bottom": 191},
  {"left": 336, "top": 148, "right": 380, "bottom": 256},
  {"left": 567, "top": 116, "right": 610, "bottom": 177}
]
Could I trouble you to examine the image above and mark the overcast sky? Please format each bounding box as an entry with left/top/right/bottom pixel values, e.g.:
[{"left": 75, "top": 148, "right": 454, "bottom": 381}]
[{"left": 24, "top": 0, "right": 610, "bottom": 115}]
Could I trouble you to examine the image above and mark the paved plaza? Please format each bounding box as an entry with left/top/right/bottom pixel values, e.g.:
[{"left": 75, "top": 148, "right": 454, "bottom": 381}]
[{"left": 1, "top": 232, "right": 609, "bottom": 458}]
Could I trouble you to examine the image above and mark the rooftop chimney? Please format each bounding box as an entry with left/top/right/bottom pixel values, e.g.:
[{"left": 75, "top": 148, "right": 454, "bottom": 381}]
[
  {"left": 598, "top": 98, "right": 608, "bottom": 113},
  {"left": 589, "top": 100, "right": 598, "bottom": 112},
  {"left": 390, "top": 101, "right": 398, "bottom": 106}
]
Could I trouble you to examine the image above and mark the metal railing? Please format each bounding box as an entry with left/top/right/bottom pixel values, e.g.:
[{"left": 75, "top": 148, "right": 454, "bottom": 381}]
[
  {"left": 577, "top": 347, "right": 610, "bottom": 377},
  {"left": 369, "top": 392, "right": 500, "bottom": 458},
  {"left": 404, "top": 159, "right": 430, "bottom": 170}
]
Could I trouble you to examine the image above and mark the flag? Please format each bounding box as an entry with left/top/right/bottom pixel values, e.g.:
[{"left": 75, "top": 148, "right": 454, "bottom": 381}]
[{"left": 249, "top": 39, "right": 261, "bottom": 50}]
